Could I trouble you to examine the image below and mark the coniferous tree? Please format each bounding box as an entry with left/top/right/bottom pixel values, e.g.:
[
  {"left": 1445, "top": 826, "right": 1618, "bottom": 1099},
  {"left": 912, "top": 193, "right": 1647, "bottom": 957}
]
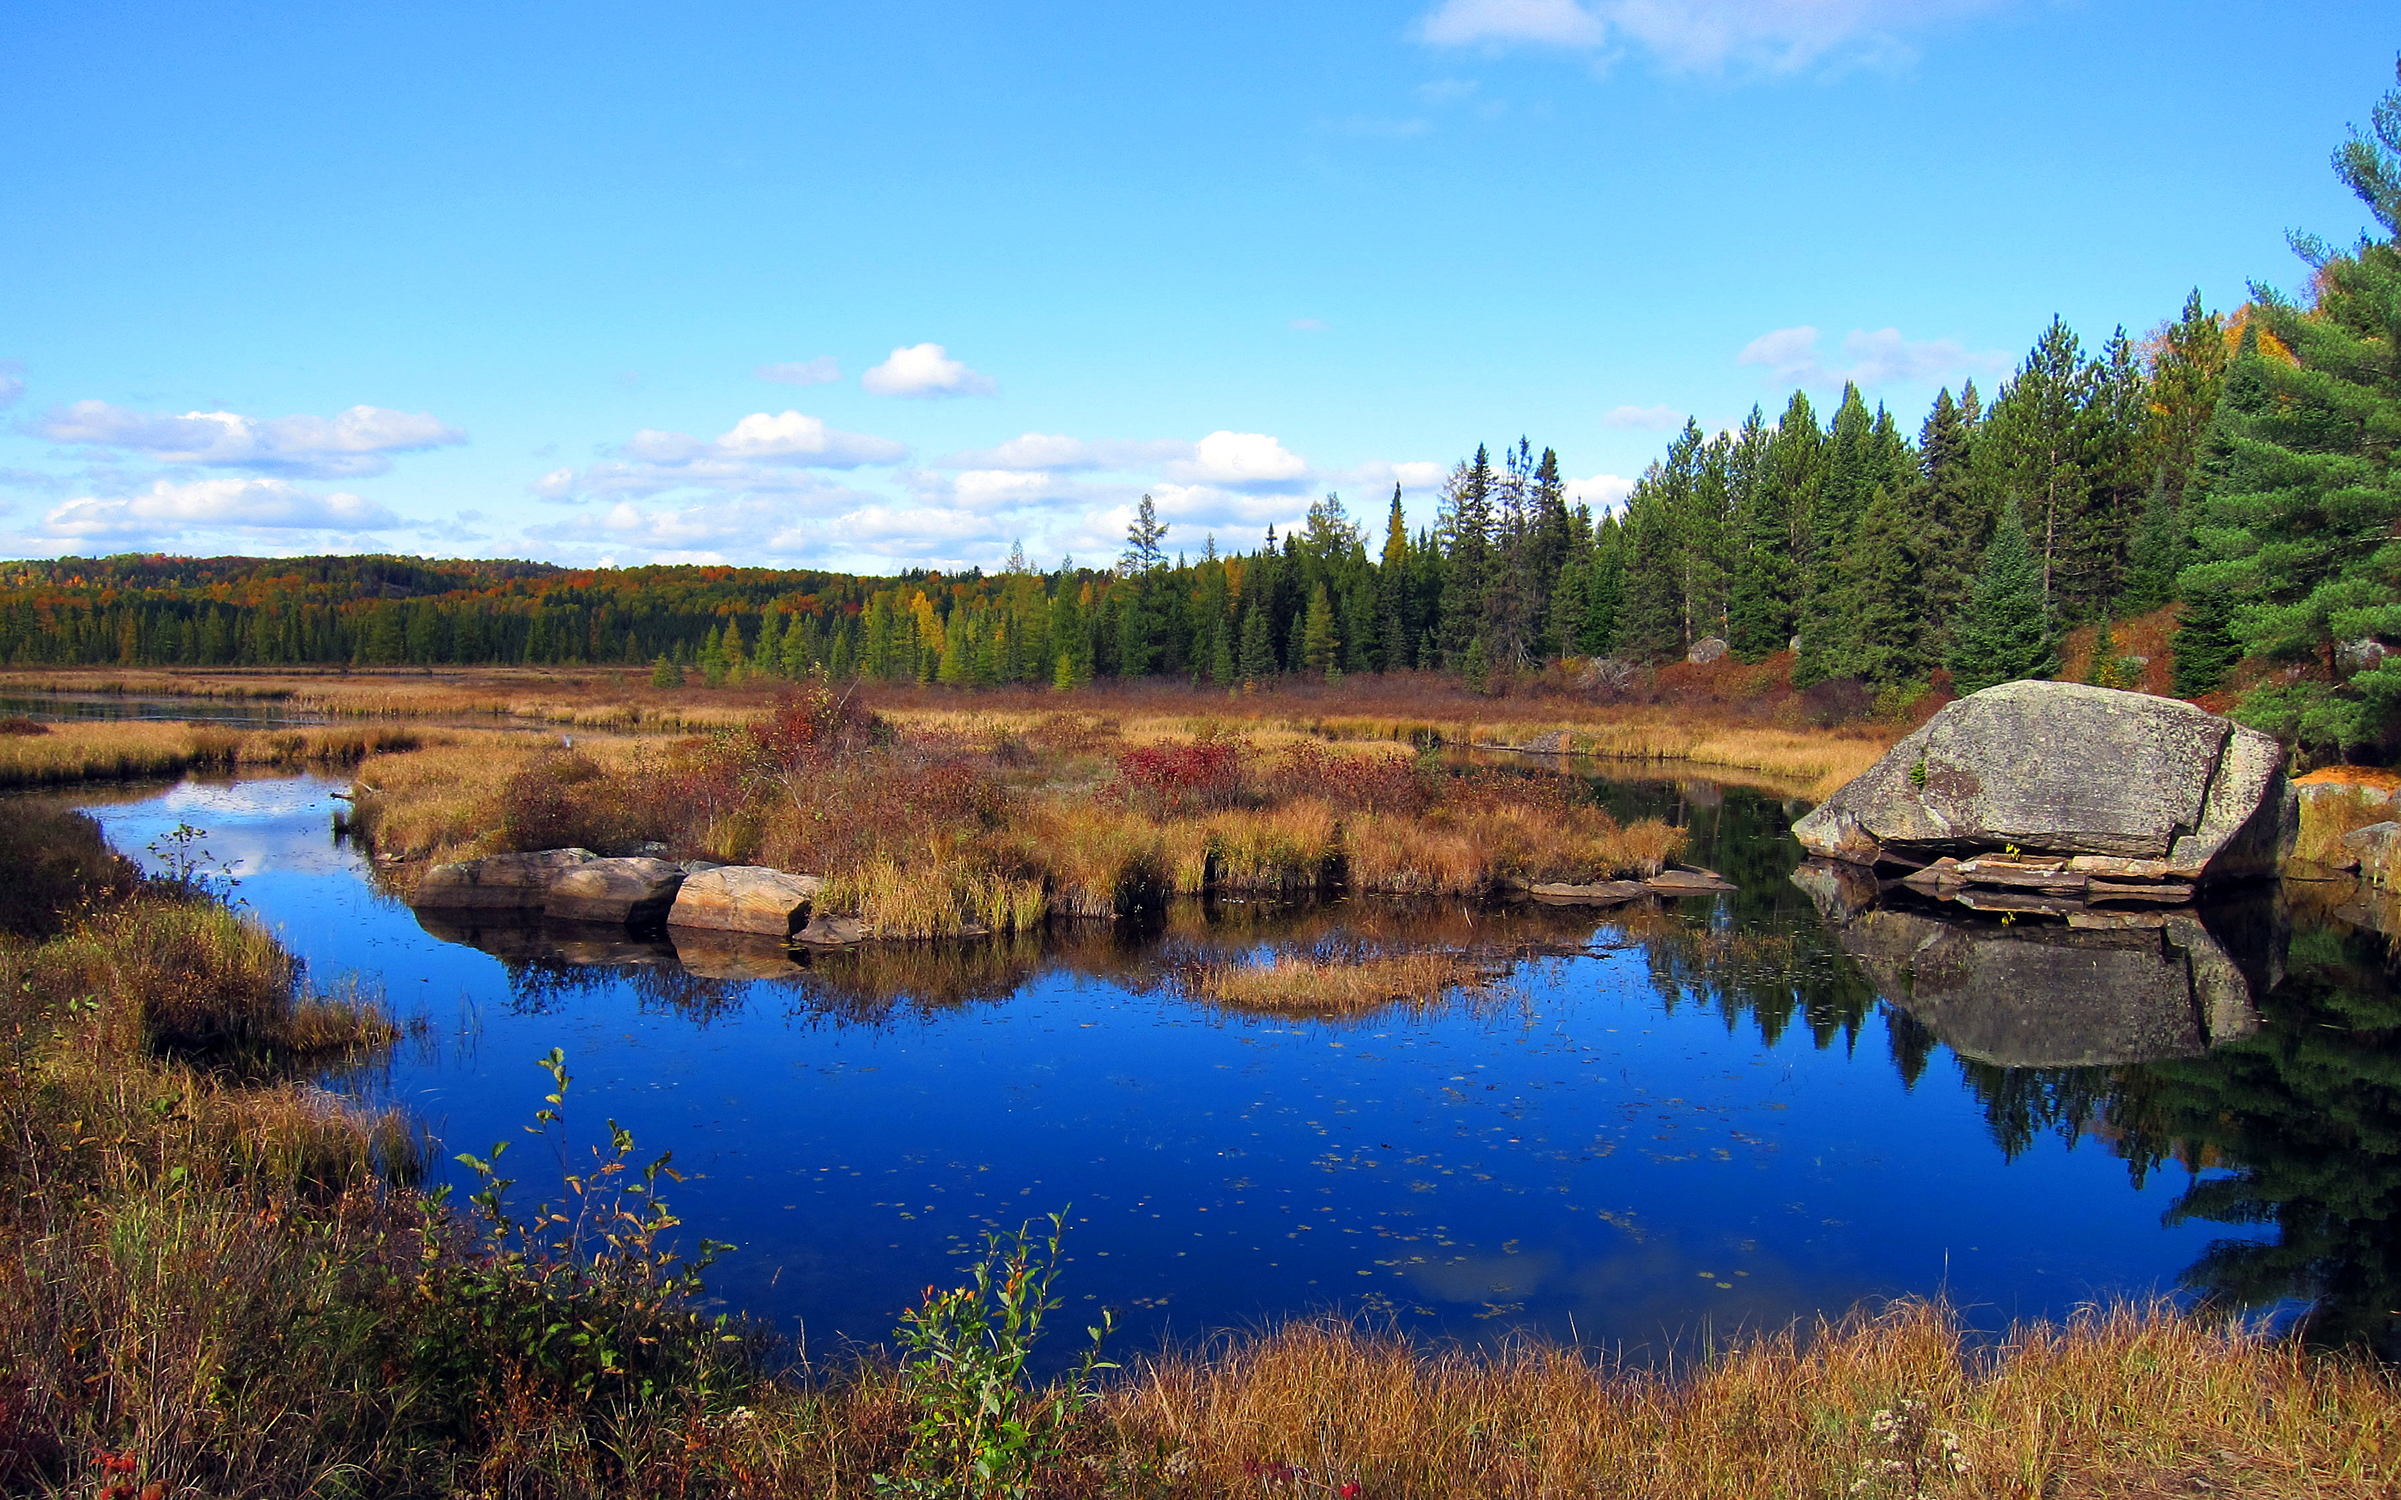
[
  {"left": 1796, "top": 386, "right": 1878, "bottom": 684},
  {"left": 1582, "top": 518, "right": 1625, "bottom": 654},
  {"left": 1237, "top": 597, "right": 1275, "bottom": 684},
  {"left": 1612, "top": 494, "right": 1685, "bottom": 663},
  {"left": 2086, "top": 609, "right": 2124, "bottom": 688},
  {"left": 1915, "top": 387, "right": 1984, "bottom": 657},
  {"left": 1983, "top": 318, "right": 2097, "bottom": 614},
  {"left": 1376, "top": 486, "right": 1414, "bottom": 670},
  {"left": 1301, "top": 583, "right": 1340, "bottom": 678},
  {"left": 1846, "top": 483, "right": 1927, "bottom": 688},
  {"left": 2171, "top": 583, "right": 2239, "bottom": 697},
  {"left": 1436, "top": 448, "right": 1494, "bottom": 666},
  {"left": 2120, "top": 471, "right": 2185, "bottom": 615},
  {"left": 1725, "top": 406, "right": 1790, "bottom": 661},
  {"left": 1947, "top": 497, "right": 2059, "bottom": 694},
  {"left": 2177, "top": 74, "right": 2401, "bottom": 750}
]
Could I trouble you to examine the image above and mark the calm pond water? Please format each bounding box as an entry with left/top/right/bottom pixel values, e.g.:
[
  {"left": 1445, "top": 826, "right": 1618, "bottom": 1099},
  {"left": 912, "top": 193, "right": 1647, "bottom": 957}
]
[{"left": 57, "top": 770, "right": 2401, "bottom": 1360}]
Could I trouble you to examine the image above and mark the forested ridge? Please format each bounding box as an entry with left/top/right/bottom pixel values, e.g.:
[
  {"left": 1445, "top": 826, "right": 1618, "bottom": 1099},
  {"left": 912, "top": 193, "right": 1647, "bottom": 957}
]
[{"left": 8, "top": 62, "right": 2401, "bottom": 753}]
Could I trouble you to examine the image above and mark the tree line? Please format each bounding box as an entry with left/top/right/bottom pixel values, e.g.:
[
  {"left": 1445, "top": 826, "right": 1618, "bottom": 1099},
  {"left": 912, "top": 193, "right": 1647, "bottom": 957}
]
[{"left": 3, "top": 59, "right": 2398, "bottom": 750}]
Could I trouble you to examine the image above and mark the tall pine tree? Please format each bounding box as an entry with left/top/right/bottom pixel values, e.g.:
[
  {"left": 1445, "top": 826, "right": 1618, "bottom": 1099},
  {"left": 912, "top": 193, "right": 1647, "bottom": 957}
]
[{"left": 1947, "top": 497, "right": 2059, "bottom": 694}]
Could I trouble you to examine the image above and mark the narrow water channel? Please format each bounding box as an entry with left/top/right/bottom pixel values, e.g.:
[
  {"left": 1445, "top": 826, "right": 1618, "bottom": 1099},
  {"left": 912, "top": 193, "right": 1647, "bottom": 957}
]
[{"left": 51, "top": 770, "right": 2401, "bottom": 1360}]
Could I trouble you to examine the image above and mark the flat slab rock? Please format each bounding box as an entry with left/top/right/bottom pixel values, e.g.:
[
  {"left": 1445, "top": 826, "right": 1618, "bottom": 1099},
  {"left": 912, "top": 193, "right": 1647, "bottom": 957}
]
[
  {"left": 544, "top": 857, "right": 686, "bottom": 924},
  {"left": 1793, "top": 681, "right": 2292, "bottom": 883},
  {"left": 667, "top": 865, "right": 825, "bottom": 936},
  {"left": 412, "top": 848, "right": 596, "bottom": 909}
]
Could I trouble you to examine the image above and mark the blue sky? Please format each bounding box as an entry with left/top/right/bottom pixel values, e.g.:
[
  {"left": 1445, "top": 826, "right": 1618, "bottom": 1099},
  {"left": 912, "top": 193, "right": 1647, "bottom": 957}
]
[{"left": 0, "top": 1, "right": 2388, "bottom": 573}]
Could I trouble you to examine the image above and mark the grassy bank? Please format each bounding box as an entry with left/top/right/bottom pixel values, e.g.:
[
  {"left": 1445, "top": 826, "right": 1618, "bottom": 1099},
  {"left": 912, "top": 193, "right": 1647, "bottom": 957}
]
[
  {"left": 0, "top": 717, "right": 441, "bottom": 788},
  {"left": 2, "top": 797, "right": 2395, "bottom": 1496},
  {"left": 343, "top": 684, "right": 1698, "bottom": 935}
]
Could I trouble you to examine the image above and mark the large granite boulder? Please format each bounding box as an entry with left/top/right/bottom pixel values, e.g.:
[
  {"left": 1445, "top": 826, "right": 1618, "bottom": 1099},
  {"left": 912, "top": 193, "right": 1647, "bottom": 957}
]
[
  {"left": 667, "top": 866, "right": 824, "bottom": 936},
  {"left": 1793, "top": 681, "right": 2291, "bottom": 884},
  {"left": 544, "top": 857, "right": 686, "bottom": 924},
  {"left": 412, "top": 848, "right": 596, "bottom": 910}
]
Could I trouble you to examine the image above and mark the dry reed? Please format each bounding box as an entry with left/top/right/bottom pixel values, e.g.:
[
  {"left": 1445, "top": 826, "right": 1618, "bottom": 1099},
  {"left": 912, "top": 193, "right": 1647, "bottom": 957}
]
[
  {"left": 1100, "top": 1300, "right": 2399, "bottom": 1499},
  {"left": 1192, "top": 950, "right": 1498, "bottom": 1014}
]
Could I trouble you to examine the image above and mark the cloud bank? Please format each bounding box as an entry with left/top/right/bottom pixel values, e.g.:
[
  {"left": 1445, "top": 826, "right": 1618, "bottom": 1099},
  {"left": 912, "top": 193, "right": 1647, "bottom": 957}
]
[
  {"left": 32, "top": 400, "right": 466, "bottom": 478},
  {"left": 1415, "top": 0, "right": 1996, "bottom": 74}
]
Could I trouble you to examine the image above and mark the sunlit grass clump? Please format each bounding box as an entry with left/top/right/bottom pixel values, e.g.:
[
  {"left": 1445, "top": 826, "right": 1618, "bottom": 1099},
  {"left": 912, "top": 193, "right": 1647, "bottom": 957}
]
[{"left": 1190, "top": 948, "right": 1499, "bottom": 1015}]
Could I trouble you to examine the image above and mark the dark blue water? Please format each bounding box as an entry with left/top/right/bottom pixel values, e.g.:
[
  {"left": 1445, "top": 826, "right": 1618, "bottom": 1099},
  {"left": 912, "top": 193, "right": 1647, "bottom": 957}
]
[{"left": 63, "top": 773, "right": 2399, "bottom": 1359}]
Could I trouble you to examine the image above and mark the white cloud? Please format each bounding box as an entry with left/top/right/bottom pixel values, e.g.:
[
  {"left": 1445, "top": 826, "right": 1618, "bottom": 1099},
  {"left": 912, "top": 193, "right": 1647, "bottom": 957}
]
[
  {"left": 1601, "top": 403, "right": 1684, "bottom": 431},
  {"left": 861, "top": 343, "right": 998, "bottom": 399},
  {"left": 33, "top": 399, "right": 466, "bottom": 478},
  {"left": 1738, "top": 324, "right": 2006, "bottom": 389},
  {"left": 933, "top": 432, "right": 1190, "bottom": 473},
  {"left": 1566, "top": 472, "right": 1634, "bottom": 514},
  {"left": 1172, "top": 430, "right": 1310, "bottom": 486},
  {"left": 538, "top": 409, "right": 908, "bottom": 503},
  {"left": 0, "top": 359, "right": 24, "bottom": 410},
  {"left": 715, "top": 409, "right": 906, "bottom": 463},
  {"left": 755, "top": 356, "right": 840, "bottom": 385},
  {"left": 39, "top": 477, "right": 403, "bottom": 540},
  {"left": 1419, "top": 0, "right": 1606, "bottom": 47},
  {"left": 1415, "top": 0, "right": 1996, "bottom": 74}
]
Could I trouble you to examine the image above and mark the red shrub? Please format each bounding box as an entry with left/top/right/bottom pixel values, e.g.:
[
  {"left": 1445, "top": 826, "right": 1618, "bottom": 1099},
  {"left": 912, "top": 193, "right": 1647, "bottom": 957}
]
[
  {"left": 1273, "top": 740, "right": 1435, "bottom": 814},
  {"left": 743, "top": 680, "right": 882, "bottom": 769},
  {"left": 1105, "top": 737, "right": 1253, "bottom": 818}
]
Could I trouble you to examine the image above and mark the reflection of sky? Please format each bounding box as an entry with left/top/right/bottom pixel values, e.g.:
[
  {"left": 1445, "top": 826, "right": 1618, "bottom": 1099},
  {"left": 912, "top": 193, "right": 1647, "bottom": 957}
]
[{"left": 75, "top": 775, "right": 2263, "bottom": 1359}]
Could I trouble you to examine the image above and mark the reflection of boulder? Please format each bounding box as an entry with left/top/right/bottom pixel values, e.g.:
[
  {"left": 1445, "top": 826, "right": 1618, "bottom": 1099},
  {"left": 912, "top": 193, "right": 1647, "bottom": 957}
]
[
  {"left": 670, "top": 928, "right": 803, "bottom": 980},
  {"left": 409, "top": 909, "right": 677, "bottom": 968},
  {"left": 1793, "top": 681, "right": 2291, "bottom": 884},
  {"left": 411, "top": 909, "right": 559, "bottom": 962},
  {"left": 1797, "top": 875, "right": 2264, "bottom": 1068}
]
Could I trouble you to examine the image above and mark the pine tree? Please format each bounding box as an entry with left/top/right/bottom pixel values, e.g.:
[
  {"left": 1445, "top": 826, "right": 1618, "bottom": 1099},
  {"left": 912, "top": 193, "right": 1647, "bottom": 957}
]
[
  {"left": 1460, "top": 635, "right": 1490, "bottom": 692},
  {"left": 1846, "top": 483, "right": 1927, "bottom": 688},
  {"left": 1796, "top": 386, "right": 1878, "bottom": 684},
  {"left": 1301, "top": 582, "right": 1340, "bottom": 678},
  {"left": 2120, "top": 472, "right": 2184, "bottom": 615},
  {"left": 2171, "top": 60, "right": 2401, "bottom": 750},
  {"left": 1121, "top": 494, "right": 1169, "bottom": 573},
  {"left": 1378, "top": 487, "right": 1415, "bottom": 671},
  {"left": 1436, "top": 448, "right": 1493, "bottom": 666},
  {"left": 1209, "top": 623, "right": 1236, "bottom": 687},
  {"left": 1725, "top": 405, "right": 1790, "bottom": 661},
  {"left": 1915, "top": 387, "right": 1983, "bottom": 656},
  {"left": 650, "top": 653, "right": 683, "bottom": 689},
  {"left": 2172, "top": 584, "right": 2239, "bottom": 697},
  {"left": 2086, "top": 609, "right": 2125, "bottom": 689},
  {"left": 1947, "top": 497, "right": 2059, "bottom": 694},
  {"left": 1237, "top": 597, "right": 1275, "bottom": 684},
  {"left": 1612, "top": 494, "right": 1684, "bottom": 663},
  {"left": 1982, "top": 318, "right": 2097, "bottom": 614}
]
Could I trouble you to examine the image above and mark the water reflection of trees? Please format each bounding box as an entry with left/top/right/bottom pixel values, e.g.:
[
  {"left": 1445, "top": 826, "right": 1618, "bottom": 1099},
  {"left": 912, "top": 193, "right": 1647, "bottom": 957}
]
[
  {"left": 1619, "top": 783, "right": 1881, "bottom": 1052},
  {"left": 1846, "top": 896, "right": 2401, "bottom": 1360}
]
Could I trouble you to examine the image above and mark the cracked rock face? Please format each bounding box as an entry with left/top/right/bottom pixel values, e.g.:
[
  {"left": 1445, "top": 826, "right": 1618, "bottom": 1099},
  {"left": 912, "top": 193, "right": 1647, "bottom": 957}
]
[{"left": 1793, "top": 681, "right": 2292, "bottom": 883}]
